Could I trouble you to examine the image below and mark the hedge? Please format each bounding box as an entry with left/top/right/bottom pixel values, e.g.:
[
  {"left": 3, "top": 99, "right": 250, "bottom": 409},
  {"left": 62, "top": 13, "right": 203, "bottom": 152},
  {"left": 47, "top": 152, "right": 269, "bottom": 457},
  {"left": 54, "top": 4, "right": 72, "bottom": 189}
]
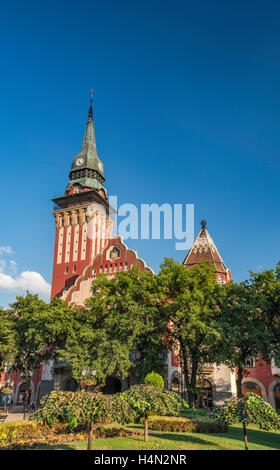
[{"left": 147, "top": 416, "right": 227, "bottom": 433}]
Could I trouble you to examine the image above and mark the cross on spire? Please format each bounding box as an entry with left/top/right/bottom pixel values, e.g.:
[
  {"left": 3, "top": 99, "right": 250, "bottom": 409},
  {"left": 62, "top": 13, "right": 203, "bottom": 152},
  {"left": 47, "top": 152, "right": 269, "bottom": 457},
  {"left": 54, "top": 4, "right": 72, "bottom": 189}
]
[{"left": 88, "top": 89, "right": 95, "bottom": 120}]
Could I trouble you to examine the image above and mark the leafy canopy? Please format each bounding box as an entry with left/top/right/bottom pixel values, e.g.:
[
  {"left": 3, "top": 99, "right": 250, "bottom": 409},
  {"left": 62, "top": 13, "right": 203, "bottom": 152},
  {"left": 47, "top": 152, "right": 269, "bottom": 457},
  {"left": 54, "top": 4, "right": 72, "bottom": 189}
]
[
  {"left": 0, "top": 293, "right": 73, "bottom": 377},
  {"left": 33, "top": 390, "right": 135, "bottom": 429},
  {"left": 157, "top": 259, "right": 226, "bottom": 405},
  {"left": 59, "top": 267, "right": 162, "bottom": 388},
  {"left": 122, "top": 384, "right": 188, "bottom": 419},
  {"left": 213, "top": 393, "right": 280, "bottom": 431}
]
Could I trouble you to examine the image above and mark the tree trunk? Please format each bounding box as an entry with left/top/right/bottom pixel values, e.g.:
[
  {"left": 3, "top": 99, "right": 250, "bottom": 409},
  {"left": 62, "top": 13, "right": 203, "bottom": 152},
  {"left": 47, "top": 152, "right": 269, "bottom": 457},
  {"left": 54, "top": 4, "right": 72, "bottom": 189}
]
[
  {"left": 189, "top": 359, "right": 198, "bottom": 409},
  {"left": 181, "top": 348, "right": 191, "bottom": 406},
  {"left": 144, "top": 414, "right": 148, "bottom": 442},
  {"left": 87, "top": 423, "right": 94, "bottom": 450},
  {"left": 4, "top": 395, "right": 8, "bottom": 413},
  {"left": 23, "top": 374, "right": 31, "bottom": 420},
  {"left": 236, "top": 366, "right": 243, "bottom": 398},
  {"left": 242, "top": 423, "right": 248, "bottom": 450}
]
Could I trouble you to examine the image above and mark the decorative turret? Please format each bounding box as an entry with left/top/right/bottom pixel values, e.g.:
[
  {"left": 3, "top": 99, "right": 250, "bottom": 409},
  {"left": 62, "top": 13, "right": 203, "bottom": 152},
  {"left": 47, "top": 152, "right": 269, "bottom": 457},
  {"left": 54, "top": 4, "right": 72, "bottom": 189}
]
[
  {"left": 66, "top": 91, "right": 106, "bottom": 195},
  {"left": 183, "top": 220, "right": 232, "bottom": 283}
]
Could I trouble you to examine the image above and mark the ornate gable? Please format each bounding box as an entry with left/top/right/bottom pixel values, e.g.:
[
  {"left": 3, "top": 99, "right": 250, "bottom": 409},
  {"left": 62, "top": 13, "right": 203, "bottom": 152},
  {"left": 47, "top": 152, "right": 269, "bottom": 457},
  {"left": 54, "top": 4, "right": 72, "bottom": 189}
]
[{"left": 61, "top": 236, "right": 153, "bottom": 305}]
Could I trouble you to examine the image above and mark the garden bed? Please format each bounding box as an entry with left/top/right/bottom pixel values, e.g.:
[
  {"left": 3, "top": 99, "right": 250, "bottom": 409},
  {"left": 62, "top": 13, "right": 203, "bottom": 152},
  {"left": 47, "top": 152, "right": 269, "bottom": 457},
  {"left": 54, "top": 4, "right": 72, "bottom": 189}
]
[{"left": 0, "top": 421, "right": 142, "bottom": 450}]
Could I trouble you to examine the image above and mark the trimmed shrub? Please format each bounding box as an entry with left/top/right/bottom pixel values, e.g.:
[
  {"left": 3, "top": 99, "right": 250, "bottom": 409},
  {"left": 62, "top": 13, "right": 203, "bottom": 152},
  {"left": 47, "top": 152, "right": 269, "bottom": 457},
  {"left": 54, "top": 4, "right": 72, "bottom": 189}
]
[
  {"left": 122, "top": 384, "right": 188, "bottom": 421},
  {"left": 122, "top": 384, "right": 189, "bottom": 441},
  {"left": 143, "top": 372, "right": 164, "bottom": 389},
  {"left": 147, "top": 416, "right": 227, "bottom": 434},
  {"left": 33, "top": 390, "right": 136, "bottom": 428}
]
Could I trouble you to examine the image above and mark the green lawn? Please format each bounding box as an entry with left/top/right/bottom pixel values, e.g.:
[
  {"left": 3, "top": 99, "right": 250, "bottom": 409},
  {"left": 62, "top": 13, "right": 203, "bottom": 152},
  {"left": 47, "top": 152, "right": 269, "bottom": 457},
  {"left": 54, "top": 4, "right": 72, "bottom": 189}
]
[{"left": 32, "top": 424, "right": 280, "bottom": 451}]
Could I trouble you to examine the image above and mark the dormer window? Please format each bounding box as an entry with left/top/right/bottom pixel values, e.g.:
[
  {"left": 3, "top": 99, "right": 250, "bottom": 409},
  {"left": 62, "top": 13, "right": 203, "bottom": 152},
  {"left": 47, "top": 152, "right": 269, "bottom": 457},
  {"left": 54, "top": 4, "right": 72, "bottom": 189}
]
[{"left": 109, "top": 246, "right": 121, "bottom": 260}]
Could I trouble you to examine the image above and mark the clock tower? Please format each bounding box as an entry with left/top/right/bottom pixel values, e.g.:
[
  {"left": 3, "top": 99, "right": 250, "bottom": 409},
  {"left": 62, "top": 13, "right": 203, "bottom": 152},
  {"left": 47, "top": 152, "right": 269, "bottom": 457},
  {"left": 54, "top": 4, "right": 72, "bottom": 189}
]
[{"left": 50, "top": 95, "right": 114, "bottom": 299}]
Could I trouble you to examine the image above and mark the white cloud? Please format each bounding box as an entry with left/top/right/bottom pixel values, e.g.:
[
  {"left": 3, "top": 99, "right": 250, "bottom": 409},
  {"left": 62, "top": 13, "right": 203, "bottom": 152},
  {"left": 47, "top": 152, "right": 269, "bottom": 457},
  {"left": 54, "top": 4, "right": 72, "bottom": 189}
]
[
  {"left": 0, "top": 246, "right": 14, "bottom": 255},
  {"left": 0, "top": 271, "right": 51, "bottom": 299}
]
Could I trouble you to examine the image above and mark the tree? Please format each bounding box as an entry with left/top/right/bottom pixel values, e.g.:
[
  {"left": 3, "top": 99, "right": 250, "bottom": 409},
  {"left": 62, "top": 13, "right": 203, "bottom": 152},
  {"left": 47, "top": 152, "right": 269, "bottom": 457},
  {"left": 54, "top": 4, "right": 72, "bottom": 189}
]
[
  {"left": 248, "top": 265, "right": 280, "bottom": 358},
  {"left": 0, "top": 307, "right": 15, "bottom": 373},
  {"left": 1, "top": 293, "right": 73, "bottom": 418},
  {"left": 33, "top": 390, "right": 135, "bottom": 450},
  {"left": 59, "top": 267, "right": 163, "bottom": 390},
  {"left": 122, "top": 384, "right": 188, "bottom": 441},
  {"left": 158, "top": 259, "right": 225, "bottom": 407},
  {"left": 212, "top": 393, "right": 280, "bottom": 450},
  {"left": 217, "top": 277, "right": 278, "bottom": 398},
  {"left": 144, "top": 372, "right": 164, "bottom": 389}
]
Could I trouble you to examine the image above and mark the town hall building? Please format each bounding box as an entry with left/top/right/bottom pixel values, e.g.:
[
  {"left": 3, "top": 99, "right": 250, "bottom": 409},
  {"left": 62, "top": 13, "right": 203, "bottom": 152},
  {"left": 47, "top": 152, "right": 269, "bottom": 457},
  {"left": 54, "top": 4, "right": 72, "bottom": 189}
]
[{"left": 3, "top": 96, "right": 280, "bottom": 412}]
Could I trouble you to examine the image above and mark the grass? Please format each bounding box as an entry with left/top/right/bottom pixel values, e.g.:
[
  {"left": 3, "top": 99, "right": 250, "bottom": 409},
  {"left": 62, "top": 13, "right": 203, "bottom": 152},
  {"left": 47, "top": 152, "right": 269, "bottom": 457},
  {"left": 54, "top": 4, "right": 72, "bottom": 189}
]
[{"left": 30, "top": 423, "right": 280, "bottom": 451}]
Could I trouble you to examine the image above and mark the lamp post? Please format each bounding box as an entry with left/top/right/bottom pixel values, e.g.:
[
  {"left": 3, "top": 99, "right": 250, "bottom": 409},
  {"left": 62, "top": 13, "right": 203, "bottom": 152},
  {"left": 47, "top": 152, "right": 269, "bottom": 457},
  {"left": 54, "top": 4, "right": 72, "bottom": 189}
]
[{"left": 81, "top": 368, "right": 97, "bottom": 390}]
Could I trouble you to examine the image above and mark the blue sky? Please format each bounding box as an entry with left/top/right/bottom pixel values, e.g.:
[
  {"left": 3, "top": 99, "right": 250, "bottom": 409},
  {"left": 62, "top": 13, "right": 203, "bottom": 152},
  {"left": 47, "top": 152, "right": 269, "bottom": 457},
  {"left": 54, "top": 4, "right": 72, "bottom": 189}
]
[{"left": 0, "top": 0, "right": 280, "bottom": 306}]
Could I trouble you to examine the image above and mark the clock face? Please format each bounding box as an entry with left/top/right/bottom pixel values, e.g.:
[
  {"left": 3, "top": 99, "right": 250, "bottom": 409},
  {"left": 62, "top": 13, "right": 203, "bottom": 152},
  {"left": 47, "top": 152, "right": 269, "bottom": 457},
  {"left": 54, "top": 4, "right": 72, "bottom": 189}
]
[
  {"left": 75, "top": 158, "right": 84, "bottom": 167},
  {"left": 98, "top": 162, "right": 103, "bottom": 172}
]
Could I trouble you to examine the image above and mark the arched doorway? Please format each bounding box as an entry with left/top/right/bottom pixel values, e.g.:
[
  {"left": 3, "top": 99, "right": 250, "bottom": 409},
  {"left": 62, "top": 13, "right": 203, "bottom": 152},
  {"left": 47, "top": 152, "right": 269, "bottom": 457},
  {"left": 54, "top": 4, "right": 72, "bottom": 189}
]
[
  {"left": 102, "top": 376, "right": 122, "bottom": 394},
  {"left": 196, "top": 379, "right": 213, "bottom": 409},
  {"left": 171, "top": 376, "right": 180, "bottom": 394},
  {"left": 17, "top": 382, "right": 31, "bottom": 406},
  {"left": 242, "top": 381, "right": 262, "bottom": 396},
  {"left": 64, "top": 378, "right": 78, "bottom": 392},
  {"left": 274, "top": 383, "right": 280, "bottom": 414}
]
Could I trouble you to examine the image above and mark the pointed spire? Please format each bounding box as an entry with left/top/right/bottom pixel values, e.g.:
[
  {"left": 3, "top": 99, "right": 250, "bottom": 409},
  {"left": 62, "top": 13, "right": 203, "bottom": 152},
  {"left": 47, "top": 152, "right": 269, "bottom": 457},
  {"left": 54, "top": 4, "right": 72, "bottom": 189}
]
[
  {"left": 183, "top": 220, "right": 228, "bottom": 274},
  {"left": 66, "top": 91, "right": 106, "bottom": 194},
  {"left": 81, "top": 89, "right": 97, "bottom": 151}
]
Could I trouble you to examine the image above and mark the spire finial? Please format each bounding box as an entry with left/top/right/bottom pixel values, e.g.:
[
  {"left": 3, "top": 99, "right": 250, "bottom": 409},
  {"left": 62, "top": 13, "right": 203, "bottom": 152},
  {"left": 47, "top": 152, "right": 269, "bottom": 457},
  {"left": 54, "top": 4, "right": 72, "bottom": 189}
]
[
  {"left": 88, "top": 89, "right": 94, "bottom": 120},
  {"left": 201, "top": 220, "right": 207, "bottom": 228}
]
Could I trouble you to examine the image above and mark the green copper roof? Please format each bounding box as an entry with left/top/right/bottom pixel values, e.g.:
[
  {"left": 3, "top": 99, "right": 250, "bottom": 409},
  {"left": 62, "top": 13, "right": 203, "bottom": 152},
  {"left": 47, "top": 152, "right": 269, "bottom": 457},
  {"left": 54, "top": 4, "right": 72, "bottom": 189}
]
[{"left": 66, "top": 99, "right": 106, "bottom": 194}]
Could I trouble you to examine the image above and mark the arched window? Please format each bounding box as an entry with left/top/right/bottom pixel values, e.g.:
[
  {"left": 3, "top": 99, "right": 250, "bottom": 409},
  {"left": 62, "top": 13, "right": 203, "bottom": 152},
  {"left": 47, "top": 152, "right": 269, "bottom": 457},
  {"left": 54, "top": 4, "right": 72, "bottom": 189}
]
[
  {"left": 17, "top": 382, "right": 31, "bottom": 406},
  {"left": 196, "top": 379, "right": 213, "bottom": 409},
  {"left": 171, "top": 376, "right": 180, "bottom": 393},
  {"left": 242, "top": 381, "right": 262, "bottom": 396},
  {"left": 110, "top": 246, "right": 120, "bottom": 260},
  {"left": 64, "top": 378, "right": 77, "bottom": 392},
  {"left": 101, "top": 376, "right": 122, "bottom": 395}
]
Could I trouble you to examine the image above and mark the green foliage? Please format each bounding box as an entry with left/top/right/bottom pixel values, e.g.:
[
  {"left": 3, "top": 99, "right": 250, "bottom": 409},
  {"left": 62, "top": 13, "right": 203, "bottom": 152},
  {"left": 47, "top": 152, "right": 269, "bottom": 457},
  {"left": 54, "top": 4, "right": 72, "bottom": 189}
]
[
  {"left": 147, "top": 415, "right": 227, "bottom": 433},
  {"left": 122, "top": 384, "right": 188, "bottom": 420},
  {"left": 0, "top": 293, "right": 74, "bottom": 414},
  {"left": 157, "top": 259, "right": 226, "bottom": 406},
  {"left": 0, "top": 293, "right": 73, "bottom": 386},
  {"left": 0, "top": 309, "right": 15, "bottom": 372},
  {"left": 212, "top": 393, "right": 280, "bottom": 431},
  {"left": 33, "top": 390, "right": 136, "bottom": 429},
  {"left": 181, "top": 407, "right": 206, "bottom": 416},
  {"left": 143, "top": 372, "right": 164, "bottom": 389},
  {"left": 180, "top": 408, "right": 207, "bottom": 418},
  {"left": 217, "top": 271, "right": 280, "bottom": 396},
  {"left": 59, "top": 267, "right": 165, "bottom": 389}
]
